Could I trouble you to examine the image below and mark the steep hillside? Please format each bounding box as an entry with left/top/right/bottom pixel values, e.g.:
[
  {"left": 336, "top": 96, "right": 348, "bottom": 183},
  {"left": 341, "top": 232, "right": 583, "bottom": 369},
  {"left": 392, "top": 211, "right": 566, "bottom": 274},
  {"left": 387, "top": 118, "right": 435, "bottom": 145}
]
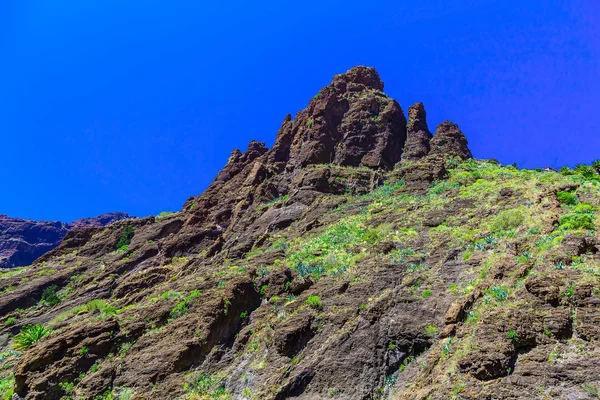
[
  {"left": 1, "top": 67, "right": 600, "bottom": 400},
  {"left": 0, "top": 213, "right": 132, "bottom": 269}
]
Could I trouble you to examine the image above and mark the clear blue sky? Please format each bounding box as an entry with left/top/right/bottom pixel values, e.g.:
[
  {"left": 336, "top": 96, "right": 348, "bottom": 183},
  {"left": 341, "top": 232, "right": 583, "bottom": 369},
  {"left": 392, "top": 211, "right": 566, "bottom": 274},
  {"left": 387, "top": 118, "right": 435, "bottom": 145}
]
[{"left": 1, "top": 1, "right": 598, "bottom": 222}]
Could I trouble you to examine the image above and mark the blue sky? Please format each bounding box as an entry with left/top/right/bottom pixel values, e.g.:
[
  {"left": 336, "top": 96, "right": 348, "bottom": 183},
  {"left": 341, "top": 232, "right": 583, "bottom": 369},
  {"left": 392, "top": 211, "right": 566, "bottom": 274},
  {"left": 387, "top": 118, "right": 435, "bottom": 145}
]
[{"left": 0, "top": 1, "right": 598, "bottom": 222}]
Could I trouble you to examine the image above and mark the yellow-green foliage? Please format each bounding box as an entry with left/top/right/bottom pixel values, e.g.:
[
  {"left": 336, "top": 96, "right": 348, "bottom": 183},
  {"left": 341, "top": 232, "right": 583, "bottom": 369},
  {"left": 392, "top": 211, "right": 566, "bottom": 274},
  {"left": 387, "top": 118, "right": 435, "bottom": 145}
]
[{"left": 490, "top": 209, "right": 524, "bottom": 232}]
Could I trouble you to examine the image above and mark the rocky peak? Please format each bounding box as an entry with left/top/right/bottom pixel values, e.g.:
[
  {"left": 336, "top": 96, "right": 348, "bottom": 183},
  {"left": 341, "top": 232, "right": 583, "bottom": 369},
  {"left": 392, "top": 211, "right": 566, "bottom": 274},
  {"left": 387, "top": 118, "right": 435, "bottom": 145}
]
[
  {"left": 429, "top": 121, "right": 472, "bottom": 159},
  {"left": 400, "top": 102, "right": 433, "bottom": 164},
  {"left": 273, "top": 66, "right": 407, "bottom": 171},
  {"left": 330, "top": 66, "right": 385, "bottom": 92}
]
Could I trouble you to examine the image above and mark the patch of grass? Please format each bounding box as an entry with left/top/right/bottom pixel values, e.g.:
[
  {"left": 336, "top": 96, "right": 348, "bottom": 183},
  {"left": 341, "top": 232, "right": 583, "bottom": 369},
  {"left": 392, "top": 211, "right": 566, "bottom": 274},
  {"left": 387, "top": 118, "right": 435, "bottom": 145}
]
[
  {"left": 421, "top": 290, "right": 432, "bottom": 297},
  {"left": 490, "top": 208, "right": 524, "bottom": 232},
  {"left": 487, "top": 286, "right": 509, "bottom": 302},
  {"left": 559, "top": 214, "right": 594, "bottom": 230},
  {"left": 12, "top": 324, "right": 51, "bottom": 350},
  {"left": 557, "top": 191, "right": 578, "bottom": 205},
  {"left": 4, "top": 317, "right": 16, "bottom": 327},
  {"left": 424, "top": 325, "right": 439, "bottom": 337},
  {"left": 72, "top": 299, "right": 116, "bottom": 317},
  {"left": 306, "top": 295, "right": 323, "bottom": 310},
  {"left": 40, "top": 284, "right": 61, "bottom": 306},
  {"left": 0, "top": 374, "right": 14, "bottom": 400},
  {"left": 116, "top": 226, "right": 134, "bottom": 249},
  {"left": 184, "top": 373, "right": 232, "bottom": 399},
  {"left": 156, "top": 211, "right": 176, "bottom": 219}
]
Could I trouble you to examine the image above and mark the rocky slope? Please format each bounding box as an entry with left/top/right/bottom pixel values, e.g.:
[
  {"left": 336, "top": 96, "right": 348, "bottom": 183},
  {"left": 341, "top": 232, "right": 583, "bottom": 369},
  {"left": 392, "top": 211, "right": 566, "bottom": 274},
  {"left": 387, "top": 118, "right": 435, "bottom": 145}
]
[
  {"left": 0, "top": 213, "right": 132, "bottom": 269},
  {"left": 1, "top": 66, "right": 600, "bottom": 400}
]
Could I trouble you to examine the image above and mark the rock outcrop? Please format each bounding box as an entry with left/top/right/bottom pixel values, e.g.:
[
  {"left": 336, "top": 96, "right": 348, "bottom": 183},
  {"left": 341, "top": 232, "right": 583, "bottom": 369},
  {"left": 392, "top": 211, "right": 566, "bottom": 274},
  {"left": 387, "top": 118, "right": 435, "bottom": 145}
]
[
  {"left": 400, "top": 102, "right": 432, "bottom": 163},
  {"left": 0, "top": 213, "right": 131, "bottom": 268},
  {"left": 429, "top": 120, "right": 472, "bottom": 159}
]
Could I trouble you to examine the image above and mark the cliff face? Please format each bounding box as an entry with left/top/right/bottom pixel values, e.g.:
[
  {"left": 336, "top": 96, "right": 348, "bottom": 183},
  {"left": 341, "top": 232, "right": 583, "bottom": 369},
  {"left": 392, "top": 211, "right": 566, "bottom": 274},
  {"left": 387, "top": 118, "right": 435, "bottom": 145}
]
[
  {"left": 0, "top": 213, "right": 131, "bottom": 269},
  {"left": 1, "top": 67, "right": 599, "bottom": 400}
]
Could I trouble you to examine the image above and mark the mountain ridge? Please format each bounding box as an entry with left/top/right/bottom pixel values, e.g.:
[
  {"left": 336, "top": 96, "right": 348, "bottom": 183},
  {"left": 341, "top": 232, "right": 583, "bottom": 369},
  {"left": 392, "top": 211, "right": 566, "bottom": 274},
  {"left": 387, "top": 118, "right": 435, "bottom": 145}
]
[
  {"left": 0, "top": 213, "right": 132, "bottom": 269},
  {"left": 0, "top": 67, "right": 599, "bottom": 400}
]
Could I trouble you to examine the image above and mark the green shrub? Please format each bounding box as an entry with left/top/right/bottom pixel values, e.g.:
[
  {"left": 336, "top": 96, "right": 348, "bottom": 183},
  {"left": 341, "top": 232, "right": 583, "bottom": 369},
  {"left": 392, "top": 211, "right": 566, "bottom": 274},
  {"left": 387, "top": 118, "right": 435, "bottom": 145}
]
[
  {"left": 306, "top": 295, "right": 323, "bottom": 310},
  {"left": 424, "top": 325, "right": 439, "bottom": 337},
  {"left": 40, "top": 284, "right": 60, "bottom": 306},
  {"left": 4, "top": 317, "right": 16, "bottom": 327},
  {"left": 116, "top": 226, "right": 134, "bottom": 249},
  {"left": 575, "top": 164, "right": 598, "bottom": 180},
  {"left": 574, "top": 203, "right": 595, "bottom": 214},
  {"left": 490, "top": 209, "right": 524, "bottom": 232},
  {"left": 12, "top": 324, "right": 51, "bottom": 350},
  {"left": 59, "top": 381, "right": 74, "bottom": 395},
  {"left": 362, "top": 229, "right": 381, "bottom": 244},
  {"left": 559, "top": 214, "right": 594, "bottom": 230},
  {"left": 156, "top": 211, "right": 175, "bottom": 219},
  {"left": 0, "top": 374, "right": 14, "bottom": 400},
  {"left": 488, "top": 286, "right": 508, "bottom": 302},
  {"left": 421, "top": 290, "right": 432, "bottom": 297},
  {"left": 556, "top": 191, "right": 578, "bottom": 205},
  {"left": 170, "top": 301, "right": 188, "bottom": 319}
]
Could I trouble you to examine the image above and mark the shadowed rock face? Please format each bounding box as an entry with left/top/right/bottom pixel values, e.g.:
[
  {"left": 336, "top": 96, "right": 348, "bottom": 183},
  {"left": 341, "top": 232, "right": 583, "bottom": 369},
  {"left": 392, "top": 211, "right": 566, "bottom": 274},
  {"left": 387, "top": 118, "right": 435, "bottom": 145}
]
[{"left": 0, "top": 213, "right": 131, "bottom": 268}]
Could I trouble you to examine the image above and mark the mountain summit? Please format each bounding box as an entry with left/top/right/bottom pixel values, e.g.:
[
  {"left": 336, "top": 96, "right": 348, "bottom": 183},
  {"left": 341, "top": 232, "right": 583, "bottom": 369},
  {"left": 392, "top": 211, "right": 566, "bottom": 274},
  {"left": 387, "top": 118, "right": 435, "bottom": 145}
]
[{"left": 1, "top": 67, "right": 599, "bottom": 400}]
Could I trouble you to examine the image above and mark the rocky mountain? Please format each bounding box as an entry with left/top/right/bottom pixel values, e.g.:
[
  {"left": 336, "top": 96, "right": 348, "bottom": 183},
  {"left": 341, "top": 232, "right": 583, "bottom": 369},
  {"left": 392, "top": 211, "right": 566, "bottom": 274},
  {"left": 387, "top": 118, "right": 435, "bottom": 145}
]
[
  {"left": 0, "top": 213, "right": 132, "bottom": 269},
  {"left": 1, "top": 66, "right": 599, "bottom": 400}
]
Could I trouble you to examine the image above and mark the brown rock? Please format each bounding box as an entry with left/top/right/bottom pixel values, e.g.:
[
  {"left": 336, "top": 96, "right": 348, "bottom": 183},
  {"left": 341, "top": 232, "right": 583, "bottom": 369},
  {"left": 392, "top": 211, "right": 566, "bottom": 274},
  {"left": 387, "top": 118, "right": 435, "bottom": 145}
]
[
  {"left": 400, "top": 102, "right": 432, "bottom": 163},
  {"left": 429, "top": 121, "right": 472, "bottom": 159}
]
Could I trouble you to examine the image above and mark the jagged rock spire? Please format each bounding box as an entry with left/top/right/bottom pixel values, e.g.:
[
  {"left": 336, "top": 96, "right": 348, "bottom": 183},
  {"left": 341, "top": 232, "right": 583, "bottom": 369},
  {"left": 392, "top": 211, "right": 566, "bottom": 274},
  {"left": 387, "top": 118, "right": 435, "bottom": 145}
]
[
  {"left": 276, "top": 66, "right": 407, "bottom": 170},
  {"left": 400, "top": 102, "right": 432, "bottom": 163},
  {"left": 215, "top": 140, "right": 267, "bottom": 183},
  {"left": 429, "top": 121, "right": 472, "bottom": 159}
]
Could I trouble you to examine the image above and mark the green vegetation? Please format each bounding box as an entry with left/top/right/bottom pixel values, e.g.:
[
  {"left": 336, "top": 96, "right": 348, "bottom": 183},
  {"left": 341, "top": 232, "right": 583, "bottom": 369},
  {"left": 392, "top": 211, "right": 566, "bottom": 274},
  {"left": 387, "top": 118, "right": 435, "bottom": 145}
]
[
  {"left": 424, "top": 325, "right": 439, "bottom": 337},
  {"left": 490, "top": 209, "right": 524, "bottom": 232},
  {"left": 306, "top": 295, "right": 323, "bottom": 310},
  {"left": 184, "top": 373, "right": 232, "bottom": 399},
  {"left": 170, "top": 290, "right": 202, "bottom": 320},
  {"left": 40, "top": 284, "right": 60, "bottom": 306},
  {"left": 71, "top": 299, "right": 117, "bottom": 316},
  {"left": 559, "top": 214, "right": 594, "bottom": 230},
  {"left": 59, "top": 381, "right": 74, "bottom": 395},
  {"left": 12, "top": 324, "right": 51, "bottom": 350},
  {"left": 116, "top": 226, "right": 134, "bottom": 250},
  {"left": 0, "top": 374, "right": 13, "bottom": 400},
  {"left": 156, "top": 211, "right": 176, "bottom": 219},
  {"left": 487, "top": 286, "right": 509, "bottom": 302},
  {"left": 556, "top": 191, "right": 578, "bottom": 205}
]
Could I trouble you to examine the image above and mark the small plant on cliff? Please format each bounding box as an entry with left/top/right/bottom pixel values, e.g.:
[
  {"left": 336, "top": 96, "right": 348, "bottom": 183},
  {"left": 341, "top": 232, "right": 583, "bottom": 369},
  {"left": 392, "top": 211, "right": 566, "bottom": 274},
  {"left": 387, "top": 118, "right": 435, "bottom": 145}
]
[
  {"left": 116, "top": 226, "right": 134, "bottom": 249},
  {"left": 306, "top": 295, "right": 323, "bottom": 310},
  {"left": 0, "top": 374, "right": 14, "bottom": 400},
  {"left": 40, "top": 284, "right": 60, "bottom": 306},
  {"left": 12, "top": 324, "right": 51, "bottom": 350},
  {"left": 490, "top": 209, "right": 524, "bottom": 232},
  {"left": 59, "top": 381, "right": 74, "bottom": 395},
  {"left": 559, "top": 214, "right": 594, "bottom": 230},
  {"left": 488, "top": 286, "right": 509, "bottom": 302},
  {"left": 424, "top": 325, "right": 439, "bottom": 337},
  {"left": 557, "top": 191, "right": 578, "bottom": 206}
]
